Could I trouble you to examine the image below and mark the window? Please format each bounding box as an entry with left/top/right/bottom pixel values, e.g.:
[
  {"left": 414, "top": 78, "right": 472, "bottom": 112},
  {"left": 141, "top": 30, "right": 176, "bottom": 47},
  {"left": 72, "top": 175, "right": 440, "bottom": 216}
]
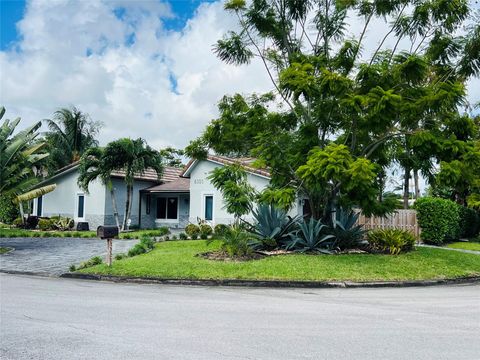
[
  {"left": 36, "top": 196, "right": 43, "bottom": 217},
  {"left": 146, "top": 195, "right": 151, "bottom": 215},
  {"left": 204, "top": 195, "right": 213, "bottom": 221},
  {"left": 77, "top": 195, "right": 85, "bottom": 218},
  {"left": 156, "top": 197, "right": 178, "bottom": 220}
]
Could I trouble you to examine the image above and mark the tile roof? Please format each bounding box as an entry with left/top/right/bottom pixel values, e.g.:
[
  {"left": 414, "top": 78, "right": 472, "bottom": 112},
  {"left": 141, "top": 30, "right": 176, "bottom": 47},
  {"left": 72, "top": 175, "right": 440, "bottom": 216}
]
[
  {"left": 110, "top": 166, "right": 183, "bottom": 183},
  {"left": 181, "top": 154, "right": 271, "bottom": 178},
  {"left": 143, "top": 177, "right": 190, "bottom": 193}
]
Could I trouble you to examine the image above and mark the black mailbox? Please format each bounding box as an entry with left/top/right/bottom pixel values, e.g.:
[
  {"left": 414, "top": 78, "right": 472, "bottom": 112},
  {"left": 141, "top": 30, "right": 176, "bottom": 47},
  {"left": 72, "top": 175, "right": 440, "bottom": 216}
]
[{"left": 97, "top": 226, "right": 119, "bottom": 239}]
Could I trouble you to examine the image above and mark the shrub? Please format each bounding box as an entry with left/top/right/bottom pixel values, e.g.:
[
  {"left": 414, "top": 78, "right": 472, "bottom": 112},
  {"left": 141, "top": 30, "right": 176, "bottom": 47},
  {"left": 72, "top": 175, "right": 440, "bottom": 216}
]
[
  {"left": 185, "top": 224, "right": 200, "bottom": 237},
  {"left": 368, "top": 229, "right": 416, "bottom": 255},
  {"left": 191, "top": 234, "right": 198, "bottom": 240},
  {"left": 77, "top": 256, "right": 103, "bottom": 270},
  {"left": 458, "top": 207, "right": 480, "bottom": 238},
  {"left": 127, "top": 237, "right": 155, "bottom": 257},
  {"left": 214, "top": 224, "right": 230, "bottom": 237},
  {"left": 0, "top": 195, "right": 19, "bottom": 224},
  {"left": 207, "top": 225, "right": 253, "bottom": 257},
  {"left": 115, "top": 253, "right": 127, "bottom": 260},
  {"left": 13, "top": 218, "right": 24, "bottom": 228},
  {"left": 171, "top": 235, "right": 177, "bottom": 240},
  {"left": 200, "top": 224, "right": 213, "bottom": 237},
  {"left": 38, "top": 219, "right": 53, "bottom": 231},
  {"left": 285, "top": 218, "right": 334, "bottom": 253},
  {"left": 52, "top": 217, "right": 74, "bottom": 231},
  {"left": 415, "top": 197, "right": 461, "bottom": 244},
  {"left": 179, "top": 232, "right": 188, "bottom": 240},
  {"left": 200, "top": 233, "right": 208, "bottom": 239},
  {"left": 69, "top": 264, "right": 76, "bottom": 272}
]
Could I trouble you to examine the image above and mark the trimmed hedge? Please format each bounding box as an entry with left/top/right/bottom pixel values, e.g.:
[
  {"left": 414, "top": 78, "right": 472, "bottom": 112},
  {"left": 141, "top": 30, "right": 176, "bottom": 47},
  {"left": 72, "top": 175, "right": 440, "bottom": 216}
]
[
  {"left": 458, "top": 206, "right": 480, "bottom": 238},
  {"left": 415, "top": 197, "right": 460, "bottom": 244}
]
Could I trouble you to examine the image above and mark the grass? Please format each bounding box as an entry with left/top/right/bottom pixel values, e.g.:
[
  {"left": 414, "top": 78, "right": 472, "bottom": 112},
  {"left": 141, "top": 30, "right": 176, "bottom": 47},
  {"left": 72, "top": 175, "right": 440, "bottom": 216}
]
[
  {"left": 446, "top": 239, "right": 480, "bottom": 252},
  {"left": 0, "top": 228, "right": 168, "bottom": 239},
  {"left": 79, "top": 240, "right": 480, "bottom": 282},
  {"left": 0, "top": 247, "right": 12, "bottom": 254}
]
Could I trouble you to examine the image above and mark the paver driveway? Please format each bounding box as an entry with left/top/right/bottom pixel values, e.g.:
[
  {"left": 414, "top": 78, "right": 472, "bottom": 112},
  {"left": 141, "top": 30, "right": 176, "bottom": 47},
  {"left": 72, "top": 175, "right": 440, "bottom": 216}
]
[{"left": 0, "top": 237, "right": 137, "bottom": 275}]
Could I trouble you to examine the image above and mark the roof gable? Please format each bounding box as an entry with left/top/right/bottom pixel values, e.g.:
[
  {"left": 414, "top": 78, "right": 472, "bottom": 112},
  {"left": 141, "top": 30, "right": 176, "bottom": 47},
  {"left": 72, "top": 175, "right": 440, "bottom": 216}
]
[{"left": 181, "top": 155, "right": 271, "bottom": 179}]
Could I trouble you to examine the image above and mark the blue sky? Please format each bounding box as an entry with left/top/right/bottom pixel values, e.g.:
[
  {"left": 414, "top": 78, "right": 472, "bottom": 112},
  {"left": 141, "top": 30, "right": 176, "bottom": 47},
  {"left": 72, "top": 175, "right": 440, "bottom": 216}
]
[{"left": 0, "top": 0, "right": 215, "bottom": 50}]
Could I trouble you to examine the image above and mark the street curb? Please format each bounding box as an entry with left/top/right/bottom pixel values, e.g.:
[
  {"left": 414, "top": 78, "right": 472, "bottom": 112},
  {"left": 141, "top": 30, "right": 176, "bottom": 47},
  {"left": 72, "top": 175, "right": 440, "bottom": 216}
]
[{"left": 59, "top": 273, "right": 480, "bottom": 289}]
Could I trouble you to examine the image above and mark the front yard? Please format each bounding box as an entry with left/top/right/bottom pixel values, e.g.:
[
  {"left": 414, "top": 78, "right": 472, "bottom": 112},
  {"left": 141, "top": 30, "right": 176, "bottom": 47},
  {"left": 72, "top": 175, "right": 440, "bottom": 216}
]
[
  {"left": 446, "top": 239, "right": 480, "bottom": 252},
  {"left": 79, "top": 240, "right": 480, "bottom": 282}
]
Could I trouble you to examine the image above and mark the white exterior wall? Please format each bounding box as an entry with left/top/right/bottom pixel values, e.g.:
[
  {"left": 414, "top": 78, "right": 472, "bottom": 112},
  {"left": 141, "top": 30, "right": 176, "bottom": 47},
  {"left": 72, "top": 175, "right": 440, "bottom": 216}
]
[
  {"left": 188, "top": 160, "right": 271, "bottom": 225},
  {"left": 36, "top": 169, "right": 106, "bottom": 228}
]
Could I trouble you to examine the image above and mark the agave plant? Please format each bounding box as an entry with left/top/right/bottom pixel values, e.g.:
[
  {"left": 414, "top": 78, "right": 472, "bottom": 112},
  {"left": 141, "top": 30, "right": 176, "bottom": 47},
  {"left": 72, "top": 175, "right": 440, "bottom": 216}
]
[
  {"left": 330, "top": 209, "right": 367, "bottom": 250},
  {"left": 247, "top": 204, "right": 300, "bottom": 250},
  {"left": 286, "top": 218, "right": 334, "bottom": 253}
]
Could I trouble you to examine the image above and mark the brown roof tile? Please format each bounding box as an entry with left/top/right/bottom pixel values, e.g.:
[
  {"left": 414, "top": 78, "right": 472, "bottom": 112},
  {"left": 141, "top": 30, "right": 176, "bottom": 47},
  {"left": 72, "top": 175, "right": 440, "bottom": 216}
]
[{"left": 143, "top": 177, "right": 190, "bottom": 193}]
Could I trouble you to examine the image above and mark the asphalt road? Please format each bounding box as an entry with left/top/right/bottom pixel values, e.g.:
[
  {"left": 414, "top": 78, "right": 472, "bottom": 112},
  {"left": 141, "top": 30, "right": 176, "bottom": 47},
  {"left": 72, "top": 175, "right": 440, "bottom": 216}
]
[{"left": 1, "top": 274, "right": 479, "bottom": 360}]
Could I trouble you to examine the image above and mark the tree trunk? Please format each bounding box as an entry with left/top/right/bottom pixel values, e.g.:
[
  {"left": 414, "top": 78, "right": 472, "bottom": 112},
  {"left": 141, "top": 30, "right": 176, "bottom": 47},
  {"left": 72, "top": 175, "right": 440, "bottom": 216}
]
[
  {"left": 19, "top": 202, "right": 25, "bottom": 225},
  {"left": 403, "top": 165, "right": 410, "bottom": 209},
  {"left": 110, "top": 189, "right": 120, "bottom": 229},
  {"left": 413, "top": 169, "right": 420, "bottom": 199},
  {"left": 123, "top": 184, "right": 133, "bottom": 231}
]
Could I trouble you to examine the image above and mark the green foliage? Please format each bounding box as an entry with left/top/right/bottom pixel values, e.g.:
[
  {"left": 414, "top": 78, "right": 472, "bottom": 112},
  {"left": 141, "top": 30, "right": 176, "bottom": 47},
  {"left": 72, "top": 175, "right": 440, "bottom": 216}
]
[
  {"left": 77, "top": 256, "right": 103, "bottom": 270},
  {"left": 0, "top": 106, "right": 48, "bottom": 197},
  {"left": 51, "top": 216, "right": 74, "bottom": 231},
  {"left": 258, "top": 187, "right": 296, "bottom": 211},
  {"left": 208, "top": 225, "right": 254, "bottom": 258},
  {"left": 458, "top": 207, "right": 480, "bottom": 238},
  {"left": 214, "top": 224, "right": 230, "bottom": 237},
  {"left": 13, "top": 218, "right": 24, "bottom": 228},
  {"left": 247, "top": 204, "right": 299, "bottom": 250},
  {"left": 208, "top": 164, "right": 256, "bottom": 220},
  {"left": 330, "top": 209, "right": 367, "bottom": 250},
  {"left": 115, "top": 253, "right": 127, "bottom": 260},
  {"left": 286, "top": 218, "right": 334, "bottom": 253},
  {"left": 0, "top": 195, "right": 19, "bottom": 224},
  {"left": 179, "top": 232, "right": 188, "bottom": 240},
  {"left": 199, "top": 224, "right": 213, "bottom": 237},
  {"left": 43, "top": 106, "right": 101, "bottom": 173},
  {"left": 191, "top": 234, "right": 198, "bottom": 240},
  {"left": 415, "top": 197, "right": 461, "bottom": 244},
  {"left": 38, "top": 219, "right": 53, "bottom": 231},
  {"left": 368, "top": 229, "right": 416, "bottom": 255},
  {"left": 127, "top": 237, "right": 155, "bottom": 257},
  {"left": 185, "top": 224, "right": 200, "bottom": 237}
]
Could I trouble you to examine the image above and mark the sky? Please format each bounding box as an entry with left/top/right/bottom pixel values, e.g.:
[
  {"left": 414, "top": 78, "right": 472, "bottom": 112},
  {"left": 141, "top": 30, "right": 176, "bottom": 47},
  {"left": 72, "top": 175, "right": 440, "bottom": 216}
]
[{"left": 1, "top": 0, "right": 479, "bottom": 151}]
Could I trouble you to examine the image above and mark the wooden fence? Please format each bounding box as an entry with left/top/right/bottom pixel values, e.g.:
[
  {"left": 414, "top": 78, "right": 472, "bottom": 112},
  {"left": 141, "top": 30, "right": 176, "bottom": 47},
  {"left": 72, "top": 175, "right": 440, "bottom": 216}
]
[{"left": 356, "top": 209, "right": 420, "bottom": 237}]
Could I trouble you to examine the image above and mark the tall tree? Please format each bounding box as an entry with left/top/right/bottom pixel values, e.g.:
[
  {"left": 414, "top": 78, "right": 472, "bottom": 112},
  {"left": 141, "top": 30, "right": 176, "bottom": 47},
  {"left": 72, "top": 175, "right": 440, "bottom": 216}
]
[
  {"left": 102, "top": 138, "right": 164, "bottom": 231},
  {"left": 187, "top": 0, "right": 478, "bottom": 218},
  {"left": 44, "top": 106, "right": 101, "bottom": 172},
  {"left": 78, "top": 147, "right": 122, "bottom": 228}
]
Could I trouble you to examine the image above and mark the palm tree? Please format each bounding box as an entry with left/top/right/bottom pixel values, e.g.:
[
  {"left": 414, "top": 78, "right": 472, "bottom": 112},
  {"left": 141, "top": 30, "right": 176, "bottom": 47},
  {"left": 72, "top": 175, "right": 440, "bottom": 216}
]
[
  {"left": 0, "top": 106, "right": 48, "bottom": 197},
  {"left": 78, "top": 147, "right": 121, "bottom": 229},
  {"left": 103, "top": 138, "right": 164, "bottom": 230},
  {"left": 44, "top": 106, "right": 101, "bottom": 171}
]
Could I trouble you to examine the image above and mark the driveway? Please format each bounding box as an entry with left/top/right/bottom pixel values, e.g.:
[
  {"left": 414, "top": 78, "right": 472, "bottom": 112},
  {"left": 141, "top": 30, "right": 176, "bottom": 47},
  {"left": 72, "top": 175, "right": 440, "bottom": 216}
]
[
  {"left": 0, "top": 237, "right": 137, "bottom": 275},
  {"left": 1, "top": 274, "right": 479, "bottom": 360}
]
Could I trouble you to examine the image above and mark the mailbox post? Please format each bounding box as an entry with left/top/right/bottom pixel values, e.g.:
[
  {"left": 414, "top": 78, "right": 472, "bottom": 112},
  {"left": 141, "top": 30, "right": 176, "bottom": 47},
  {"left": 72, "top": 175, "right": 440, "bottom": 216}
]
[{"left": 97, "top": 226, "right": 119, "bottom": 266}]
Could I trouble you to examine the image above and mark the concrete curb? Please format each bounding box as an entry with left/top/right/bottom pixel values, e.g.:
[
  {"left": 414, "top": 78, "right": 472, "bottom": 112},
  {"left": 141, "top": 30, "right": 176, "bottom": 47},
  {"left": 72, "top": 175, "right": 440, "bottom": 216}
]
[{"left": 59, "top": 273, "right": 480, "bottom": 289}]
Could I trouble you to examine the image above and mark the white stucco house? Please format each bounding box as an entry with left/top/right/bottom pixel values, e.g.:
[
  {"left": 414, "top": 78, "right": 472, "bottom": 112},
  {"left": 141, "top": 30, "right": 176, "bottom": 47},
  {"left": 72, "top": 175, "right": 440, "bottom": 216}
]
[{"left": 32, "top": 155, "right": 308, "bottom": 230}]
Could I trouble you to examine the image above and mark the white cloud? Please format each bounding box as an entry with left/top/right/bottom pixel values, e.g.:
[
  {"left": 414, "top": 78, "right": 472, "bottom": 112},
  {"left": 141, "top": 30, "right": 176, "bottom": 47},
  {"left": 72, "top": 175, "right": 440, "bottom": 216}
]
[
  {"left": 0, "top": 0, "right": 272, "bottom": 149},
  {"left": 0, "top": 0, "right": 478, "bottom": 154}
]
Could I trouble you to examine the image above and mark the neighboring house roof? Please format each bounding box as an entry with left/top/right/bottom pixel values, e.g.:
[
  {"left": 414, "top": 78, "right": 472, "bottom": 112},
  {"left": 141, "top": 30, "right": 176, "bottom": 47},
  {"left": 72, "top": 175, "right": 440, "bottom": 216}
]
[
  {"left": 37, "top": 161, "right": 183, "bottom": 187},
  {"left": 181, "top": 154, "right": 271, "bottom": 179},
  {"left": 142, "top": 177, "right": 190, "bottom": 193}
]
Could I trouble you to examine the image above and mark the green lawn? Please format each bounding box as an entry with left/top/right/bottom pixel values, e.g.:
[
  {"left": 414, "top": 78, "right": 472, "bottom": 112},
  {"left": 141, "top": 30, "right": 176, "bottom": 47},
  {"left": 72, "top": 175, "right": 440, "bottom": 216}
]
[
  {"left": 446, "top": 241, "right": 480, "bottom": 252},
  {"left": 79, "top": 240, "right": 480, "bottom": 282}
]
